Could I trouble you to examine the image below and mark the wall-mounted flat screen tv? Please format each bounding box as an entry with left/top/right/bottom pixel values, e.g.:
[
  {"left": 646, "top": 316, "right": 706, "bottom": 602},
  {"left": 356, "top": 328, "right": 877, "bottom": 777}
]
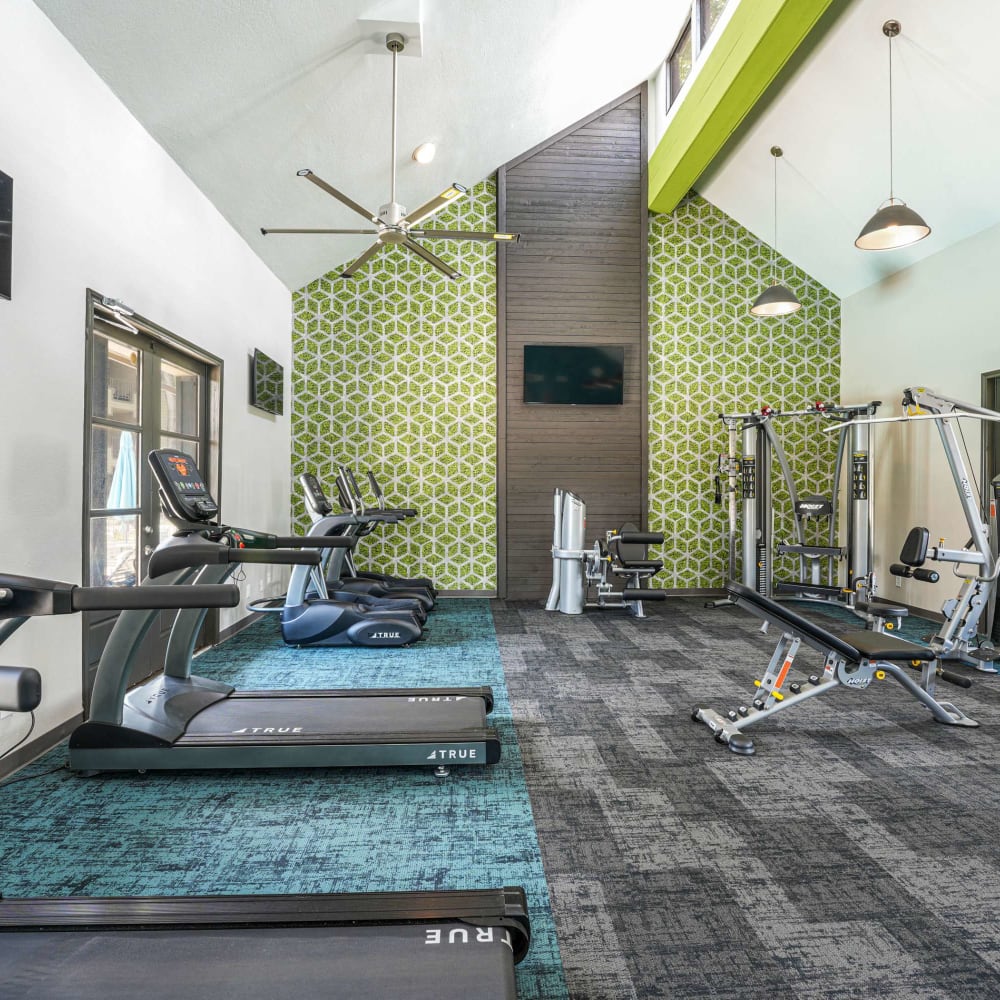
[
  {"left": 523, "top": 344, "right": 624, "bottom": 405},
  {"left": 0, "top": 170, "right": 11, "bottom": 301},
  {"left": 250, "top": 348, "right": 284, "bottom": 415}
]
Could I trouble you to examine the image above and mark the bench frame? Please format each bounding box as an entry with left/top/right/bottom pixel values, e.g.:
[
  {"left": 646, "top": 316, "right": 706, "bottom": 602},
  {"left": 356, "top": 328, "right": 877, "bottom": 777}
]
[{"left": 693, "top": 583, "right": 978, "bottom": 755}]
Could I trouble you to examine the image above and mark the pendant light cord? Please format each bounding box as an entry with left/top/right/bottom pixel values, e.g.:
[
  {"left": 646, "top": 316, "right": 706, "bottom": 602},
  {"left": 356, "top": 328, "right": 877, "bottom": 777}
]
[
  {"left": 887, "top": 29, "right": 894, "bottom": 201},
  {"left": 772, "top": 151, "right": 778, "bottom": 283}
]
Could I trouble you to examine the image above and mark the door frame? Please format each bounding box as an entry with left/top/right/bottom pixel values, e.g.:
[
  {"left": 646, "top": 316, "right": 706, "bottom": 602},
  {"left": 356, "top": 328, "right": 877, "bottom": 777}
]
[{"left": 81, "top": 288, "right": 224, "bottom": 700}]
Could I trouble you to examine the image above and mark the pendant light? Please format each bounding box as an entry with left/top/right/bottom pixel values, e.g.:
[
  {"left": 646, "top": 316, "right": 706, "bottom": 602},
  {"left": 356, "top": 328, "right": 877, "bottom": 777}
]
[
  {"left": 750, "top": 146, "right": 801, "bottom": 318},
  {"left": 855, "top": 20, "right": 931, "bottom": 251}
]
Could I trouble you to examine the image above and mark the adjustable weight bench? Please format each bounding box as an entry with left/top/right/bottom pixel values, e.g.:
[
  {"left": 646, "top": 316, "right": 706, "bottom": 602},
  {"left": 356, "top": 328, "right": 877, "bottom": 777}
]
[{"left": 692, "top": 582, "right": 978, "bottom": 756}]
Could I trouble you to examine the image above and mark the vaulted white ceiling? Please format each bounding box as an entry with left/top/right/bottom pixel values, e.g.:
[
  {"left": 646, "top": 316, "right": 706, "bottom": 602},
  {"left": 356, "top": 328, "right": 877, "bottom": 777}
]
[
  {"left": 34, "top": 0, "right": 687, "bottom": 290},
  {"left": 34, "top": 0, "right": 998, "bottom": 300},
  {"left": 698, "top": 0, "right": 1000, "bottom": 299}
]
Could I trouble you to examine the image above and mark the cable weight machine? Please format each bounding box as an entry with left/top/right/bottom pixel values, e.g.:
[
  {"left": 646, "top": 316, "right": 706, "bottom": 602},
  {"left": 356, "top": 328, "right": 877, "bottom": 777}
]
[
  {"left": 708, "top": 400, "right": 880, "bottom": 615},
  {"left": 836, "top": 387, "right": 1000, "bottom": 672}
]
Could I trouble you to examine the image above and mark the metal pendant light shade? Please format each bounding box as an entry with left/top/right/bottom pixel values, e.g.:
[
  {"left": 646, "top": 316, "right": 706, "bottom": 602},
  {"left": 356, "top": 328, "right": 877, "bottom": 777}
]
[
  {"left": 751, "top": 146, "right": 801, "bottom": 318},
  {"left": 750, "top": 282, "right": 802, "bottom": 317},
  {"left": 855, "top": 198, "right": 931, "bottom": 251},
  {"left": 856, "top": 20, "right": 931, "bottom": 252}
]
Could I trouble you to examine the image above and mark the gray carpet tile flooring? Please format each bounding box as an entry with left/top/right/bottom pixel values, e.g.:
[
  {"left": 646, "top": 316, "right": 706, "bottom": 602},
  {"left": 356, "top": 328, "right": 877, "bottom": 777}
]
[{"left": 493, "top": 596, "right": 1000, "bottom": 1000}]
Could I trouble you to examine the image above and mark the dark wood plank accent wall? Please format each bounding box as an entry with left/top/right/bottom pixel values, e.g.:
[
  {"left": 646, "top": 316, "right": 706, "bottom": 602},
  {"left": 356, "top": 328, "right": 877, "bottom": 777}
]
[{"left": 497, "top": 87, "right": 648, "bottom": 600}]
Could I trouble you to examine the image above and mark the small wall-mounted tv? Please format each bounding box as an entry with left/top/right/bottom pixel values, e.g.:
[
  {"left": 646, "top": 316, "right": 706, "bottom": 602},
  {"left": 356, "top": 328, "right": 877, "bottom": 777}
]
[
  {"left": 0, "top": 170, "right": 11, "bottom": 301},
  {"left": 523, "top": 344, "right": 624, "bottom": 405},
  {"left": 249, "top": 348, "right": 284, "bottom": 415}
]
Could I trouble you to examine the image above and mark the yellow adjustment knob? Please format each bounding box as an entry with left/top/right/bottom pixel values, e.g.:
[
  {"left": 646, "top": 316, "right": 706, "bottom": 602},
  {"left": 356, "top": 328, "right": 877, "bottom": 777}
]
[
  {"left": 753, "top": 680, "right": 761, "bottom": 688},
  {"left": 875, "top": 670, "right": 886, "bottom": 680},
  {"left": 773, "top": 692, "right": 784, "bottom": 702},
  {"left": 886, "top": 622, "right": 894, "bottom": 630}
]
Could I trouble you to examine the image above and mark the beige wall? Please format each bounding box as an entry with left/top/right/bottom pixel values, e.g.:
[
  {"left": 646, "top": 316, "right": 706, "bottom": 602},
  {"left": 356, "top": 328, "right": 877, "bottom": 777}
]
[{"left": 841, "top": 221, "right": 1000, "bottom": 613}]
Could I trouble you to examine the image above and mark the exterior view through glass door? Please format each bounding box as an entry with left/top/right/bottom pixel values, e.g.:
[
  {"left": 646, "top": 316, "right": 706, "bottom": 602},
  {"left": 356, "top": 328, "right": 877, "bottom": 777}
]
[{"left": 83, "top": 294, "right": 221, "bottom": 707}]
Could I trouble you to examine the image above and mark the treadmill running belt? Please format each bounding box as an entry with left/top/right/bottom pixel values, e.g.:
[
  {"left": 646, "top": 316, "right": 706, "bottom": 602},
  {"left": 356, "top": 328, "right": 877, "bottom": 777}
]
[
  {"left": 1, "top": 922, "right": 518, "bottom": 1000},
  {"left": 185, "top": 694, "right": 488, "bottom": 737}
]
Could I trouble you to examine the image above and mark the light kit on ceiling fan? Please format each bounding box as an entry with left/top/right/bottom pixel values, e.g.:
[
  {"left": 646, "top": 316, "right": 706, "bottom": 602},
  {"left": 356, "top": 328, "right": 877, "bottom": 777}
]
[
  {"left": 750, "top": 146, "right": 801, "bottom": 318},
  {"left": 855, "top": 19, "right": 931, "bottom": 252},
  {"left": 260, "top": 32, "right": 520, "bottom": 279}
]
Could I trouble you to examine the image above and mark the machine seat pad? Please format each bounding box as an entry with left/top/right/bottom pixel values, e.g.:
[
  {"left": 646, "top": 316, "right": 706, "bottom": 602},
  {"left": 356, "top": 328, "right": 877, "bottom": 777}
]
[
  {"left": 726, "top": 583, "right": 932, "bottom": 664},
  {"left": 855, "top": 600, "right": 908, "bottom": 618},
  {"left": 842, "top": 629, "right": 933, "bottom": 662},
  {"left": 615, "top": 559, "right": 663, "bottom": 571}
]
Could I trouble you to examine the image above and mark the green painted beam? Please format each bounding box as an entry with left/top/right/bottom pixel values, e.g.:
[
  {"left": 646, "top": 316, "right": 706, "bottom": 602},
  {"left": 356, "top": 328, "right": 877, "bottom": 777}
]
[{"left": 648, "top": 0, "right": 836, "bottom": 214}]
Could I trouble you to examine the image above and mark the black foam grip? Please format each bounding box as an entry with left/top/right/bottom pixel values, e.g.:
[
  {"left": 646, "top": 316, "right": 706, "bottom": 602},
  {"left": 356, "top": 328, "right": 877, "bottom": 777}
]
[
  {"left": 271, "top": 535, "right": 354, "bottom": 549},
  {"left": 621, "top": 589, "right": 667, "bottom": 601},
  {"left": 229, "top": 548, "right": 321, "bottom": 566},
  {"left": 0, "top": 665, "right": 42, "bottom": 713},
  {"left": 618, "top": 532, "right": 664, "bottom": 545},
  {"left": 889, "top": 564, "right": 912, "bottom": 578},
  {"left": 71, "top": 584, "right": 240, "bottom": 611},
  {"left": 147, "top": 543, "right": 228, "bottom": 578},
  {"left": 912, "top": 568, "right": 940, "bottom": 584},
  {"left": 940, "top": 669, "right": 973, "bottom": 689}
]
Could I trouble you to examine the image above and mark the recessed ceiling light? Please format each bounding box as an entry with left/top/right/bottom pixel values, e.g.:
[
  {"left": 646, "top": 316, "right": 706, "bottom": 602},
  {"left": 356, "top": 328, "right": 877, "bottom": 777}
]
[{"left": 412, "top": 142, "right": 436, "bottom": 164}]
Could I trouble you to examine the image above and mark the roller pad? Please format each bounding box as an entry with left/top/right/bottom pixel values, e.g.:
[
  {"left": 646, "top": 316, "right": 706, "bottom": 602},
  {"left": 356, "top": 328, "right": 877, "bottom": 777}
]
[
  {"left": 622, "top": 589, "right": 666, "bottom": 602},
  {"left": 618, "top": 532, "right": 664, "bottom": 545},
  {"left": 0, "top": 665, "right": 42, "bottom": 713}
]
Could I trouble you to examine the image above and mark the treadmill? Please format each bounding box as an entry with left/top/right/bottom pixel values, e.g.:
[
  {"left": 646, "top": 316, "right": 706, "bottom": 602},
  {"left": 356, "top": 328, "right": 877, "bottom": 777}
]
[
  {"left": 69, "top": 449, "right": 502, "bottom": 774},
  {"left": 0, "top": 574, "right": 531, "bottom": 999},
  {"left": 1, "top": 889, "right": 531, "bottom": 1000}
]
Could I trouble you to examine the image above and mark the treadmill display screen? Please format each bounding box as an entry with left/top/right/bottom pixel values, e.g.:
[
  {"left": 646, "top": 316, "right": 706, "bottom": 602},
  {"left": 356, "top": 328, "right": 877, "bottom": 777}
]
[
  {"left": 162, "top": 452, "right": 209, "bottom": 496},
  {"left": 148, "top": 449, "right": 218, "bottom": 523}
]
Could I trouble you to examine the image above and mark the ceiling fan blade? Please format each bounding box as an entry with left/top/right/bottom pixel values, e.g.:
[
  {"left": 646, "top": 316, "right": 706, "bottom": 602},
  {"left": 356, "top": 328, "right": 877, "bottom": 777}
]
[
  {"left": 261, "top": 227, "right": 379, "bottom": 236},
  {"left": 405, "top": 184, "right": 469, "bottom": 226},
  {"left": 402, "top": 238, "right": 460, "bottom": 280},
  {"left": 297, "top": 169, "right": 377, "bottom": 224},
  {"left": 409, "top": 230, "right": 520, "bottom": 243},
  {"left": 340, "top": 240, "right": 385, "bottom": 278}
]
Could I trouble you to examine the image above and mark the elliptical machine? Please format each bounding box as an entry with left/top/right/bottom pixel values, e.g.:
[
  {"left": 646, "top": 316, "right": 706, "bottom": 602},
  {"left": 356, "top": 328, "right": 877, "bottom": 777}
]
[
  {"left": 300, "top": 469, "right": 437, "bottom": 607},
  {"left": 545, "top": 488, "right": 668, "bottom": 617},
  {"left": 146, "top": 450, "right": 425, "bottom": 648}
]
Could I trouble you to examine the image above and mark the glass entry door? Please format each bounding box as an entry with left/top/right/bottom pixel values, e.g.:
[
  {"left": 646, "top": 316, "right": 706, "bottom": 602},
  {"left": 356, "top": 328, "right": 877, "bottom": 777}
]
[{"left": 83, "top": 309, "right": 217, "bottom": 707}]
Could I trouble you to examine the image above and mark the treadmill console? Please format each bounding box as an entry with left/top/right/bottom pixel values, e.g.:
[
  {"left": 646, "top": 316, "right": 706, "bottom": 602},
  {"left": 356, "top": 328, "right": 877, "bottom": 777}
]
[
  {"left": 300, "top": 473, "right": 332, "bottom": 516},
  {"left": 149, "top": 449, "right": 220, "bottom": 524}
]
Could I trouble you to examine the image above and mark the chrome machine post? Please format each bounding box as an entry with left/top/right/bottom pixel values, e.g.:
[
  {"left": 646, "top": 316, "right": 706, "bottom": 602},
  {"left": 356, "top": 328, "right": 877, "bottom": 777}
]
[
  {"left": 545, "top": 488, "right": 565, "bottom": 611},
  {"left": 740, "top": 417, "right": 771, "bottom": 597},
  {"left": 846, "top": 403, "right": 875, "bottom": 603},
  {"left": 558, "top": 490, "right": 587, "bottom": 615},
  {"left": 989, "top": 474, "right": 1000, "bottom": 638}
]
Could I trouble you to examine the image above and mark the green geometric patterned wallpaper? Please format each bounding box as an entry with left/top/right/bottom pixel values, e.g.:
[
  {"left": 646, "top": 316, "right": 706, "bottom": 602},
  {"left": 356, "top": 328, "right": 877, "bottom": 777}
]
[
  {"left": 291, "top": 179, "right": 498, "bottom": 591},
  {"left": 291, "top": 181, "right": 840, "bottom": 594},
  {"left": 648, "top": 193, "right": 841, "bottom": 589}
]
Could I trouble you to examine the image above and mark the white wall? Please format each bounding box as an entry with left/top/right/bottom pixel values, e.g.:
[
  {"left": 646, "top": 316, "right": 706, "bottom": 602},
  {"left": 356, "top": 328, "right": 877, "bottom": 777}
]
[
  {"left": 841, "top": 220, "right": 1000, "bottom": 614},
  {"left": 0, "top": 0, "right": 291, "bottom": 744}
]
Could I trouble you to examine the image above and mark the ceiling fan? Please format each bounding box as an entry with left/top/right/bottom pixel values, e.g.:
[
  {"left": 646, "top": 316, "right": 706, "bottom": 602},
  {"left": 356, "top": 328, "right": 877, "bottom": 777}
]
[{"left": 260, "top": 32, "right": 519, "bottom": 280}]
